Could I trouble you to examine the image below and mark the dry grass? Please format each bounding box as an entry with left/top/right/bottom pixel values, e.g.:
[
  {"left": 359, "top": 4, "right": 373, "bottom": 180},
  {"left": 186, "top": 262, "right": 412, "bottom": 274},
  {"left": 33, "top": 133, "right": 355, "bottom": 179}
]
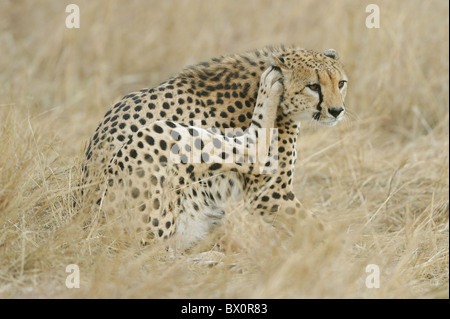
[{"left": 0, "top": 0, "right": 448, "bottom": 299}]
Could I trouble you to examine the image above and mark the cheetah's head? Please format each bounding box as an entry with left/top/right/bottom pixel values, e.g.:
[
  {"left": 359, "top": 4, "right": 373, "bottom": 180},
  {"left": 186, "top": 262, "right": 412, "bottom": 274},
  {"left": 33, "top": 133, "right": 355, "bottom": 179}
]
[{"left": 270, "top": 49, "right": 348, "bottom": 126}]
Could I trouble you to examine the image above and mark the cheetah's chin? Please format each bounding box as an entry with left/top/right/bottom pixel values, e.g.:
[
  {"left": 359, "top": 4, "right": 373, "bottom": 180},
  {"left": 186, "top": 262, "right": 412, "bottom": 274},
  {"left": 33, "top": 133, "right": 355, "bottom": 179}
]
[{"left": 318, "top": 118, "right": 341, "bottom": 127}]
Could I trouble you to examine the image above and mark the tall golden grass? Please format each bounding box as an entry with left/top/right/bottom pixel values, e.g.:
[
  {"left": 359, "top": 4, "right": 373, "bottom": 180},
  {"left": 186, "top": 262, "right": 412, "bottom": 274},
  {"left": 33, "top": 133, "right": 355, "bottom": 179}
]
[{"left": 0, "top": 0, "right": 448, "bottom": 298}]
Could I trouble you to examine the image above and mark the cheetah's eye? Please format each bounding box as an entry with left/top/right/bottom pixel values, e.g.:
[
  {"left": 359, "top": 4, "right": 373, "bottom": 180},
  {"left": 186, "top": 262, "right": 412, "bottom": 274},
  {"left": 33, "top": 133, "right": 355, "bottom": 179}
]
[
  {"left": 307, "top": 84, "right": 320, "bottom": 92},
  {"left": 338, "top": 80, "right": 347, "bottom": 89}
]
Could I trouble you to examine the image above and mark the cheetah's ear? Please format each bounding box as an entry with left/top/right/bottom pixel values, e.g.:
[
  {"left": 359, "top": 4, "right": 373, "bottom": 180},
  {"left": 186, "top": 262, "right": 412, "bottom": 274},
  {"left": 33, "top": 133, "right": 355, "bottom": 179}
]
[
  {"left": 323, "top": 49, "right": 340, "bottom": 60},
  {"left": 269, "top": 54, "right": 289, "bottom": 70}
]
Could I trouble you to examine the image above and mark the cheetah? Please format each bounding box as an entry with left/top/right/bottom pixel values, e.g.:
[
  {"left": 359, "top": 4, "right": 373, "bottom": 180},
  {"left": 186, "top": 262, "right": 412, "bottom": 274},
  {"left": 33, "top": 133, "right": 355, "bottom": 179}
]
[{"left": 81, "top": 46, "right": 349, "bottom": 248}]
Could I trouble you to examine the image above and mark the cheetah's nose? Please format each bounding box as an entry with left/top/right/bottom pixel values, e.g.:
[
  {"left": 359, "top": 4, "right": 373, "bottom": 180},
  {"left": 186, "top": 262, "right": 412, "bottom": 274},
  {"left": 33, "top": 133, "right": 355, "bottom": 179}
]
[{"left": 328, "top": 107, "right": 344, "bottom": 118}]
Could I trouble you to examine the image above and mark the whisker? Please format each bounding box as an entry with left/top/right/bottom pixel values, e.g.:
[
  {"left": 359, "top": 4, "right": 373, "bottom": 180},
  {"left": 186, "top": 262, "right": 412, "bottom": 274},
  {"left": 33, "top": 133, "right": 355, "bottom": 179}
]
[{"left": 344, "top": 109, "right": 359, "bottom": 121}]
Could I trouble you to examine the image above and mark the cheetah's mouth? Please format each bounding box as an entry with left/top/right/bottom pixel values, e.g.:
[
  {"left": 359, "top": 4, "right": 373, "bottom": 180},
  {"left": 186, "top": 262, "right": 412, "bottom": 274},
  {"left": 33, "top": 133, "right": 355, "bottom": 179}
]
[
  {"left": 313, "top": 112, "right": 342, "bottom": 127},
  {"left": 319, "top": 120, "right": 339, "bottom": 127},
  {"left": 319, "top": 118, "right": 342, "bottom": 127}
]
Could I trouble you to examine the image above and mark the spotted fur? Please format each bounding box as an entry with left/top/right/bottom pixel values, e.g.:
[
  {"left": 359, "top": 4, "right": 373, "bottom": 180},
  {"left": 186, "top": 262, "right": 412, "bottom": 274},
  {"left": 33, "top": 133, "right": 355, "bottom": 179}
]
[{"left": 81, "top": 46, "right": 348, "bottom": 248}]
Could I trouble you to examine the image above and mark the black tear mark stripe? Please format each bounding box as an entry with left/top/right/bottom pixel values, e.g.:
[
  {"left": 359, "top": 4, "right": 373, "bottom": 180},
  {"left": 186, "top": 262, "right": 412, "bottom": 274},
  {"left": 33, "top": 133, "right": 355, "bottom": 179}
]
[{"left": 315, "top": 70, "right": 323, "bottom": 112}]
